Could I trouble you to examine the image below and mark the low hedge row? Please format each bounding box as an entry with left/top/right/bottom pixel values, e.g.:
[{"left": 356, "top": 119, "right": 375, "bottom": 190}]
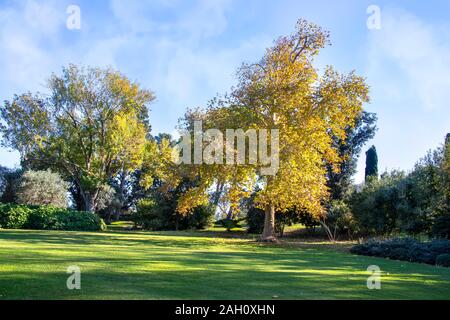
[
  {"left": 350, "top": 238, "right": 450, "bottom": 267},
  {"left": 0, "top": 203, "right": 106, "bottom": 231}
]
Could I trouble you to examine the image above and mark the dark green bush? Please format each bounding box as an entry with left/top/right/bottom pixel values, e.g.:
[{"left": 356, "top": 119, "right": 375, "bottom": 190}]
[
  {"left": 431, "top": 215, "right": 450, "bottom": 239},
  {"left": 0, "top": 203, "right": 105, "bottom": 231},
  {"left": 52, "top": 210, "right": 106, "bottom": 231},
  {"left": 246, "top": 207, "right": 265, "bottom": 234},
  {"left": 351, "top": 238, "right": 450, "bottom": 267},
  {"left": 436, "top": 254, "right": 450, "bottom": 267},
  {"left": 132, "top": 199, "right": 215, "bottom": 231},
  {"left": 218, "top": 218, "right": 240, "bottom": 232}
]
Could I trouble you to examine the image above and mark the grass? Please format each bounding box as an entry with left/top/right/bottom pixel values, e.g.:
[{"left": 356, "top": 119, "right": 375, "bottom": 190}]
[{"left": 1, "top": 228, "right": 450, "bottom": 300}]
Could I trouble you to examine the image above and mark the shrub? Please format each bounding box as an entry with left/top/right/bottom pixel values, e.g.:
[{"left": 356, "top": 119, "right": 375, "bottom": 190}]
[
  {"left": 0, "top": 203, "right": 32, "bottom": 229},
  {"left": 436, "top": 254, "right": 450, "bottom": 267},
  {"left": 15, "top": 170, "right": 69, "bottom": 208},
  {"left": 246, "top": 207, "right": 265, "bottom": 234},
  {"left": 246, "top": 207, "right": 302, "bottom": 236},
  {"left": 188, "top": 205, "right": 215, "bottom": 230},
  {"left": 133, "top": 199, "right": 167, "bottom": 230},
  {"left": 0, "top": 203, "right": 105, "bottom": 231},
  {"left": 431, "top": 214, "right": 450, "bottom": 239},
  {"left": 52, "top": 210, "right": 106, "bottom": 231},
  {"left": 132, "top": 199, "right": 215, "bottom": 231},
  {"left": 350, "top": 238, "right": 450, "bottom": 267}
]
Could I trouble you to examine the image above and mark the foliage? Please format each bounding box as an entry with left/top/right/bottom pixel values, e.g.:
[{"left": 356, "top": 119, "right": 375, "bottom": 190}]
[
  {"left": 432, "top": 215, "right": 450, "bottom": 240},
  {"left": 350, "top": 137, "right": 449, "bottom": 238},
  {"left": 246, "top": 206, "right": 300, "bottom": 237},
  {"left": 132, "top": 197, "right": 215, "bottom": 231},
  {"left": 351, "top": 170, "right": 407, "bottom": 236},
  {"left": 327, "top": 112, "right": 377, "bottom": 201},
  {"left": 0, "top": 65, "right": 155, "bottom": 212},
  {"left": 170, "top": 19, "right": 370, "bottom": 240},
  {"left": 0, "top": 203, "right": 32, "bottom": 229},
  {"left": 0, "top": 203, "right": 105, "bottom": 231},
  {"left": 0, "top": 168, "right": 22, "bottom": 203},
  {"left": 14, "top": 169, "right": 69, "bottom": 208},
  {"left": 364, "top": 145, "right": 378, "bottom": 181},
  {"left": 436, "top": 254, "right": 450, "bottom": 267},
  {"left": 351, "top": 238, "right": 450, "bottom": 266},
  {"left": 325, "top": 200, "right": 359, "bottom": 239},
  {"left": 217, "top": 218, "right": 241, "bottom": 232}
]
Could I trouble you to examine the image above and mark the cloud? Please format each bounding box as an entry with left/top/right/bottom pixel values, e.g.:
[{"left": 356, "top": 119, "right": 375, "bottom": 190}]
[
  {"left": 0, "top": 0, "right": 65, "bottom": 92},
  {"left": 367, "top": 7, "right": 450, "bottom": 110}
]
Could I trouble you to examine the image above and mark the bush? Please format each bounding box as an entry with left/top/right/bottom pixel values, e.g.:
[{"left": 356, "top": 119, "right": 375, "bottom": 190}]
[
  {"left": 132, "top": 199, "right": 215, "bottom": 231},
  {"left": 0, "top": 203, "right": 105, "bottom": 231},
  {"left": 188, "top": 205, "right": 215, "bottom": 230},
  {"left": 350, "top": 238, "right": 450, "bottom": 267},
  {"left": 218, "top": 218, "right": 240, "bottom": 232},
  {"left": 436, "top": 254, "right": 450, "bottom": 267},
  {"left": 246, "top": 207, "right": 265, "bottom": 234},
  {"left": 0, "top": 203, "right": 32, "bottom": 229},
  {"left": 52, "top": 210, "right": 106, "bottom": 231},
  {"left": 431, "top": 214, "right": 450, "bottom": 239},
  {"left": 15, "top": 170, "right": 69, "bottom": 208}
]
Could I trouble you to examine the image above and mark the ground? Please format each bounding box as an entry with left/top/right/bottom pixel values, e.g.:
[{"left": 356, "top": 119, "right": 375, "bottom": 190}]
[{"left": 1, "top": 225, "right": 450, "bottom": 300}]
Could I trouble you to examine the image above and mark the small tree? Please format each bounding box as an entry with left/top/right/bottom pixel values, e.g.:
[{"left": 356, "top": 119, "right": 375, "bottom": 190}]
[
  {"left": 15, "top": 170, "right": 69, "bottom": 208},
  {"left": 365, "top": 145, "right": 378, "bottom": 181}
]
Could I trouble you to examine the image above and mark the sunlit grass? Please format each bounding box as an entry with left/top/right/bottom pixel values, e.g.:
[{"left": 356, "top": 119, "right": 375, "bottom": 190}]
[{"left": 0, "top": 229, "right": 449, "bottom": 300}]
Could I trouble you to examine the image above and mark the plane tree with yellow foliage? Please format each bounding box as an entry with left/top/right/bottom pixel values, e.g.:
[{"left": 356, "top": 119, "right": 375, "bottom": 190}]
[{"left": 169, "top": 20, "right": 370, "bottom": 241}]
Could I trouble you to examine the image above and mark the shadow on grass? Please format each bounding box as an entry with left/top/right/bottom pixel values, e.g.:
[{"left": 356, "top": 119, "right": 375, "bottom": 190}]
[{"left": 1, "top": 229, "right": 450, "bottom": 300}]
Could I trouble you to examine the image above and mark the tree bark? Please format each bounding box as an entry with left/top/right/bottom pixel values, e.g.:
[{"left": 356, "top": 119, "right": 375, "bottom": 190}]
[{"left": 260, "top": 204, "right": 277, "bottom": 242}]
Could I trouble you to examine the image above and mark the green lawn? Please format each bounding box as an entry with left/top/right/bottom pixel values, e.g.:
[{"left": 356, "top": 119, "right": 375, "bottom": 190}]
[{"left": 1, "top": 228, "right": 450, "bottom": 300}]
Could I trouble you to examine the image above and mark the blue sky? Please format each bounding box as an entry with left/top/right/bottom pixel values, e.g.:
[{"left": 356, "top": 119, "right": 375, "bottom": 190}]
[{"left": 0, "top": 0, "right": 449, "bottom": 183}]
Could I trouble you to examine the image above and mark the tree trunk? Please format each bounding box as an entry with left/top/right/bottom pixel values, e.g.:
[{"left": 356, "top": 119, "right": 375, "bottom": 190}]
[
  {"left": 260, "top": 204, "right": 277, "bottom": 242},
  {"left": 226, "top": 207, "right": 233, "bottom": 220},
  {"left": 320, "top": 220, "right": 335, "bottom": 242},
  {"left": 81, "top": 190, "right": 98, "bottom": 213}
]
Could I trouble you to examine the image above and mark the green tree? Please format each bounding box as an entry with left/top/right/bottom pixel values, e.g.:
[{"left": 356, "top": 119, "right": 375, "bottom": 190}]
[
  {"left": 327, "top": 112, "right": 377, "bottom": 200},
  {"left": 0, "top": 167, "right": 23, "bottom": 203},
  {"left": 365, "top": 145, "right": 378, "bottom": 181},
  {"left": 0, "top": 65, "right": 155, "bottom": 212}
]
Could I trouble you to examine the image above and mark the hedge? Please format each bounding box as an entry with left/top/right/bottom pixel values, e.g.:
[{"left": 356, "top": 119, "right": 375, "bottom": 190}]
[
  {"left": 350, "top": 238, "right": 450, "bottom": 267},
  {"left": 0, "top": 203, "right": 106, "bottom": 231}
]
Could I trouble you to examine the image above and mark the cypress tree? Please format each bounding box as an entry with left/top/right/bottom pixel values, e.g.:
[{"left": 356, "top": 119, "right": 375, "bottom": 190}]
[{"left": 365, "top": 145, "right": 378, "bottom": 181}]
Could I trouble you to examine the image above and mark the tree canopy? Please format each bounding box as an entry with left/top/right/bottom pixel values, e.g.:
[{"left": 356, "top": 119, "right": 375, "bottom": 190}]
[
  {"left": 0, "top": 65, "right": 156, "bottom": 212},
  {"left": 163, "top": 20, "right": 370, "bottom": 241}
]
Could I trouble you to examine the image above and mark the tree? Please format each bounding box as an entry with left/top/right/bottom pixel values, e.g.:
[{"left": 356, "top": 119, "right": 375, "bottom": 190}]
[
  {"left": 351, "top": 170, "right": 407, "bottom": 236},
  {"left": 15, "top": 170, "right": 69, "bottom": 208},
  {"left": 365, "top": 145, "right": 378, "bottom": 181},
  {"left": 0, "top": 65, "right": 155, "bottom": 212},
  {"left": 171, "top": 20, "right": 370, "bottom": 241},
  {"left": 0, "top": 167, "right": 23, "bottom": 203}
]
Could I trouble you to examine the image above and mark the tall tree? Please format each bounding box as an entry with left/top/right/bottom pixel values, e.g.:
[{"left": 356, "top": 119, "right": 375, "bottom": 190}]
[
  {"left": 327, "top": 111, "right": 377, "bottom": 200},
  {"left": 170, "top": 20, "right": 370, "bottom": 241},
  {"left": 0, "top": 65, "right": 155, "bottom": 212},
  {"left": 365, "top": 145, "right": 378, "bottom": 181}
]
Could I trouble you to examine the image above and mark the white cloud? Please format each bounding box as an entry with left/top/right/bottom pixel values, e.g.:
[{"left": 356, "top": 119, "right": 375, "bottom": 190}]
[
  {"left": 368, "top": 7, "right": 450, "bottom": 110},
  {"left": 0, "top": 0, "right": 68, "bottom": 93}
]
